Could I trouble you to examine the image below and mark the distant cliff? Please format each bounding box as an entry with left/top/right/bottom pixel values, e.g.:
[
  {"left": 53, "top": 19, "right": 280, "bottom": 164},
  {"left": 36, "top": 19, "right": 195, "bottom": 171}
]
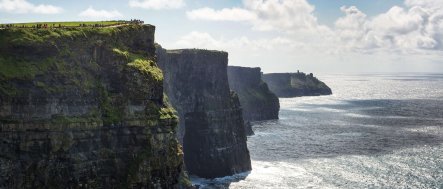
[
  {"left": 227, "top": 66, "right": 279, "bottom": 125},
  {"left": 157, "top": 47, "right": 252, "bottom": 178},
  {"left": 0, "top": 25, "right": 189, "bottom": 188},
  {"left": 263, "top": 72, "right": 332, "bottom": 97}
]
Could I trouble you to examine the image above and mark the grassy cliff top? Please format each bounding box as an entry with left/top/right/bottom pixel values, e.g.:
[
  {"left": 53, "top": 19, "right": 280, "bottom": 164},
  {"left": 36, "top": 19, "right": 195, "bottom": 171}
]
[
  {"left": 0, "top": 21, "right": 172, "bottom": 126},
  {"left": 0, "top": 20, "right": 147, "bottom": 29},
  {"left": 2, "top": 21, "right": 122, "bottom": 27},
  {"left": 228, "top": 66, "right": 261, "bottom": 72},
  {"left": 0, "top": 23, "right": 157, "bottom": 97},
  {"left": 167, "top": 48, "right": 227, "bottom": 55},
  {"left": 0, "top": 23, "right": 154, "bottom": 47}
]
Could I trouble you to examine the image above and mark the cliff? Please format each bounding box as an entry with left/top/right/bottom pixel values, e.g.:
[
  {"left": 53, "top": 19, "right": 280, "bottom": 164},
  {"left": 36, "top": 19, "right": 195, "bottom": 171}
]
[
  {"left": 157, "top": 47, "right": 252, "bottom": 178},
  {"left": 0, "top": 25, "right": 189, "bottom": 188},
  {"left": 227, "top": 66, "right": 279, "bottom": 133},
  {"left": 262, "top": 72, "right": 332, "bottom": 98}
]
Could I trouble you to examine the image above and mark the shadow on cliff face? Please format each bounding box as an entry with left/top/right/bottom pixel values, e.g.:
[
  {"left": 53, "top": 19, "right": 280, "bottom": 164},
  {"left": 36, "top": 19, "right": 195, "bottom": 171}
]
[{"left": 247, "top": 99, "right": 443, "bottom": 162}]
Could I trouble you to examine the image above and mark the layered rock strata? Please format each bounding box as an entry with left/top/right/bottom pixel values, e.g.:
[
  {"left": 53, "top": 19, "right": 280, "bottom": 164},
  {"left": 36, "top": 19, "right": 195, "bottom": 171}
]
[
  {"left": 157, "top": 47, "right": 252, "bottom": 178},
  {"left": 227, "top": 66, "right": 280, "bottom": 123},
  {"left": 0, "top": 25, "right": 188, "bottom": 188}
]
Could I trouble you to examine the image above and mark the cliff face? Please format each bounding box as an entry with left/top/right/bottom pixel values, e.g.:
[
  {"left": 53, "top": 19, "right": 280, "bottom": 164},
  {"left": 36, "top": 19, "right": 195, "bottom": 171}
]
[
  {"left": 227, "top": 66, "right": 280, "bottom": 125},
  {"left": 262, "top": 72, "right": 332, "bottom": 98},
  {"left": 0, "top": 25, "right": 188, "bottom": 188},
  {"left": 157, "top": 47, "right": 252, "bottom": 178}
]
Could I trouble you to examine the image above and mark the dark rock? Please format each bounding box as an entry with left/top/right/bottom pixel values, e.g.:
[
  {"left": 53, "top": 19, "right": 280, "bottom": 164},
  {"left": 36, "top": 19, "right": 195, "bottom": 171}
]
[
  {"left": 0, "top": 25, "right": 189, "bottom": 188},
  {"left": 262, "top": 72, "right": 332, "bottom": 97},
  {"left": 227, "top": 66, "right": 280, "bottom": 126},
  {"left": 244, "top": 121, "right": 255, "bottom": 136},
  {"left": 157, "top": 47, "right": 252, "bottom": 179}
]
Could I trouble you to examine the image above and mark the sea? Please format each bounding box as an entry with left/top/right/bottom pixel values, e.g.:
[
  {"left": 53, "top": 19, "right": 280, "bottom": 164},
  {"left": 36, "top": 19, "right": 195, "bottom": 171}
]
[{"left": 192, "top": 73, "right": 443, "bottom": 189}]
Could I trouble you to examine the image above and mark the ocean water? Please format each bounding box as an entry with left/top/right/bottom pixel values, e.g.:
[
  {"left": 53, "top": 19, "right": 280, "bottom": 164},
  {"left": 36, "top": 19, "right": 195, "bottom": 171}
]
[{"left": 193, "top": 73, "right": 443, "bottom": 189}]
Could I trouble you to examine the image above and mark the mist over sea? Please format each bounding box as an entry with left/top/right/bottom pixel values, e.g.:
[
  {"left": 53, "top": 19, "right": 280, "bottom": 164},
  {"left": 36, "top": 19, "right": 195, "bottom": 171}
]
[{"left": 193, "top": 73, "right": 443, "bottom": 188}]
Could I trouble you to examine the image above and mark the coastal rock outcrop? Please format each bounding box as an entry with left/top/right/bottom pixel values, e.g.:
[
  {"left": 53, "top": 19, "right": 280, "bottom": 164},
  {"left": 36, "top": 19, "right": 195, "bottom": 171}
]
[
  {"left": 0, "top": 25, "right": 188, "bottom": 188},
  {"left": 263, "top": 72, "right": 332, "bottom": 97},
  {"left": 227, "top": 66, "right": 279, "bottom": 135},
  {"left": 157, "top": 47, "right": 252, "bottom": 178}
]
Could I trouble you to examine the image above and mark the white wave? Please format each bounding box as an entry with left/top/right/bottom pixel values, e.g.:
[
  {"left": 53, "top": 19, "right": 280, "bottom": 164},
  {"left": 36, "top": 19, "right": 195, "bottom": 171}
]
[
  {"left": 229, "top": 161, "right": 339, "bottom": 189},
  {"left": 403, "top": 126, "right": 443, "bottom": 134},
  {"left": 344, "top": 113, "right": 371, "bottom": 118},
  {"left": 229, "top": 145, "right": 443, "bottom": 189}
]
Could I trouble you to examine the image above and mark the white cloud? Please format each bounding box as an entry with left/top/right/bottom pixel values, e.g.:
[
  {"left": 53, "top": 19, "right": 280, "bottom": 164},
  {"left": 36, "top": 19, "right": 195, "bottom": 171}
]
[
  {"left": 243, "top": 0, "right": 323, "bottom": 33},
  {"left": 405, "top": 0, "right": 443, "bottom": 8},
  {"left": 170, "top": 31, "right": 313, "bottom": 71},
  {"left": 173, "top": 31, "right": 302, "bottom": 52},
  {"left": 335, "top": 6, "right": 369, "bottom": 49},
  {"left": 129, "top": 0, "right": 184, "bottom": 10},
  {"left": 0, "top": 0, "right": 62, "bottom": 14},
  {"left": 186, "top": 0, "right": 327, "bottom": 34},
  {"left": 336, "top": 6, "right": 367, "bottom": 31},
  {"left": 185, "top": 0, "right": 443, "bottom": 54},
  {"left": 187, "top": 7, "right": 256, "bottom": 22},
  {"left": 176, "top": 0, "right": 443, "bottom": 72},
  {"left": 334, "top": 1, "right": 443, "bottom": 52},
  {"left": 79, "top": 7, "right": 123, "bottom": 20},
  {"left": 175, "top": 31, "right": 221, "bottom": 49},
  {"left": 371, "top": 6, "right": 424, "bottom": 35}
]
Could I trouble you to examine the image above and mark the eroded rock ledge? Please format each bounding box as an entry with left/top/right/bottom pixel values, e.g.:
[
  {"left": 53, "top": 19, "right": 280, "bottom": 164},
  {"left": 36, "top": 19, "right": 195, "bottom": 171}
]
[
  {"left": 0, "top": 25, "right": 188, "bottom": 188},
  {"left": 263, "top": 72, "right": 332, "bottom": 98},
  {"left": 227, "top": 66, "right": 280, "bottom": 135},
  {"left": 157, "top": 47, "right": 252, "bottom": 178}
]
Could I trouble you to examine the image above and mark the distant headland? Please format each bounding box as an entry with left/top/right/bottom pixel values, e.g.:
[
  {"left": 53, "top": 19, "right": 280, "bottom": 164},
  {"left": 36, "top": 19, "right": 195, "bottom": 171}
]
[{"left": 263, "top": 71, "right": 332, "bottom": 97}]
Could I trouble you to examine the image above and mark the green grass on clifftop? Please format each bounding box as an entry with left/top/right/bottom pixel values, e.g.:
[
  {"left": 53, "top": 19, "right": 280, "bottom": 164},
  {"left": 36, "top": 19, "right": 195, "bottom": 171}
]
[
  {"left": 0, "top": 23, "right": 177, "bottom": 131},
  {"left": 1, "top": 21, "right": 124, "bottom": 28},
  {"left": 0, "top": 27, "right": 118, "bottom": 47},
  {"left": 113, "top": 48, "right": 163, "bottom": 81},
  {"left": 0, "top": 24, "right": 149, "bottom": 82}
]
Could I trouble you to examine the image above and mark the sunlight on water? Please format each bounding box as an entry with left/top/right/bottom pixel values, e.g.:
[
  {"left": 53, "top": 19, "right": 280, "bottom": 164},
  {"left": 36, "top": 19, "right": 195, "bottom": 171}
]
[
  {"left": 195, "top": 73, "right": 443, "bottom": 188},
  {"left": 230, "top": 146, "right": 443, "bottom": 189}
]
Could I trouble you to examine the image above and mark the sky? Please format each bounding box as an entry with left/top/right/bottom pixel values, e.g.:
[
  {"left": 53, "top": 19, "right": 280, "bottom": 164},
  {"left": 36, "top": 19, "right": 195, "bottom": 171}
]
[{"left": 1, "top": 0, "right": 443, "bottom": 73}]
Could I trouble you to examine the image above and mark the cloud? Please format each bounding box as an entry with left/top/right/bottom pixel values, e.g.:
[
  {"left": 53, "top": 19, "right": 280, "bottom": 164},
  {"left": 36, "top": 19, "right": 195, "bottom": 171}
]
[
  {"left": 171, "top": 31, "right": 305, "bottom": 70},
  {"left": 79, "top": 7, "right": 123, "bottom": 20},
  {"left": 174, "top": 31, "right": 299, "bottom": 52},
  {"left": 175, "top": 31, "right": 221, "bottom": 49},
  {"left": 405, "top": 0, "right": 443, "bottom": 8},
  {"left": 335, "top": 1, "right": 443, "bottom": 52},
  {"left": 336, "top": 6, "right": 367, "bottom": 31},
  {"left": 371, "top": 6, "right": 424, "bottom": 35},
  {"left": 171, "top": 31, "right": 343, "bottom": 72},
  {"left": 0, "top": 0, "right": 62, "bottom": 14},
  {"left": 187, "top": 0, "right": 328, "bottom": 34},
  {"left": 180, "top": 0, "right": 443, "bottom": 68},
  {"left": 187, "top": 7, "right": 256, "bottom": 22},
  {"left": 185, "top": 0, "right": 443, "bottom": 53},
  {"left": 243, "top": 0, "right": 323, "bottom": 33},
  {"left": 129, "top": 0, "right": 184, "bottom": 10}
]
